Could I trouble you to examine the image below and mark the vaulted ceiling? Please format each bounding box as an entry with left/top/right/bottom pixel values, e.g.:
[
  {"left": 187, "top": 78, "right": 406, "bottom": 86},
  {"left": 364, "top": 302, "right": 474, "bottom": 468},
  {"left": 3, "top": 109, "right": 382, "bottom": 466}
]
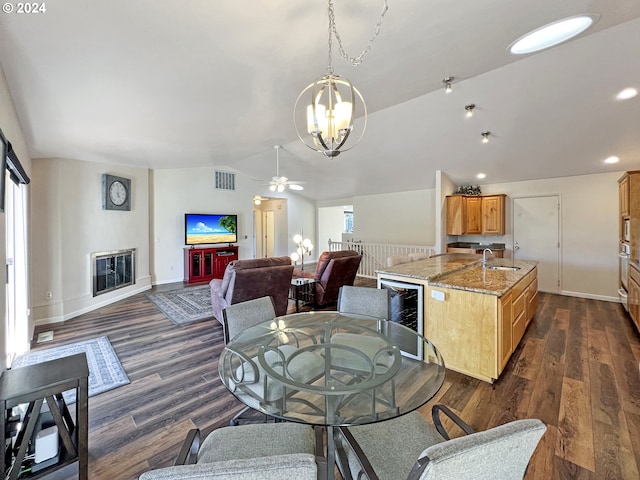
[{"left": 1, "top": 1, "right": 639, "bottom": 200}]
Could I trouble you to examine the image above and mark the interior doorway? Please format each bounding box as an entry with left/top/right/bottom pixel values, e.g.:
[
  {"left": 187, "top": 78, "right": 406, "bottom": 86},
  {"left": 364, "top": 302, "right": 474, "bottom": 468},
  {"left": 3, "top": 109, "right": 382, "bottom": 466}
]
[
  {"left": 253, "top": 197, "right": 287, "bottom": 258},
  {"left": 513, "top": 195, "right": 560, "bottom": 293}
]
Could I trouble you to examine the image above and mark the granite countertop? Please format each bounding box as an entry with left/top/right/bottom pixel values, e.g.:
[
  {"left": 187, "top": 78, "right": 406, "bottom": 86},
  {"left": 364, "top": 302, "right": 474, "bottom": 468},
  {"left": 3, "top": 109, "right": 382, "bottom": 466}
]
[
  {"left": 447, "top": 242, "right": 506, "bottom": 251},
  {"left": 376, "top": 254, "right": 537, "bottom": 297},
  {"left": 375, "top": 253, "right": 481, "bottom": 281},
  {"left": 429, "top": 259, "right": 538, "bottom": 296}
]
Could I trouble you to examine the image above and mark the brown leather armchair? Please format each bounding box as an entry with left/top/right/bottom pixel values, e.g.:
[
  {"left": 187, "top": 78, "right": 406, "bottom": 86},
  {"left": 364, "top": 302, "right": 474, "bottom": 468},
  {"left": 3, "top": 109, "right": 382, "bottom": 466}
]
[
  {"left": 210, "top": 256, "right": 294, "bottom": 322},
  {"left": 297, "top": 250, "right": 362, "bottom": 307}
]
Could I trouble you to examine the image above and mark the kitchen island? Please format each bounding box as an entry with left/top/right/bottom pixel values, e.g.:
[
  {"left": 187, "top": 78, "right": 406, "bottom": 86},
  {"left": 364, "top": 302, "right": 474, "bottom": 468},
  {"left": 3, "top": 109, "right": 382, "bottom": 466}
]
[{"left": 377, "top": 253, "right": 538, "bottom": 383}]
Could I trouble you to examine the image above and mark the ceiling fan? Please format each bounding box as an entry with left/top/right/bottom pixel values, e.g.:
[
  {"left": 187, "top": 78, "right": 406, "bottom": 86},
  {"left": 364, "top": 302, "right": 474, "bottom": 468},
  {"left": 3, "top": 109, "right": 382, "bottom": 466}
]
[{"left": 265, "top": 145, "right": 305, "bottom": 192}]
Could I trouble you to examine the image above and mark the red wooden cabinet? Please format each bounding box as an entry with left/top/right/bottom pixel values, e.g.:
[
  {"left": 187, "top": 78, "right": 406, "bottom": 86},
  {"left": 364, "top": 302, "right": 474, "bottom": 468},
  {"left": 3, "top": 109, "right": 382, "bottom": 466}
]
[{"left": 184, "top": 246, "right": 238, "bottom": 284}]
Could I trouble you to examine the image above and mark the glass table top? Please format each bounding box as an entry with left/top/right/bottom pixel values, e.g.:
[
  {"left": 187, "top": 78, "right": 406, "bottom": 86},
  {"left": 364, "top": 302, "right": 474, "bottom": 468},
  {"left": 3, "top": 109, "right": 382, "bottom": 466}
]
[{"left": 219, "top": 311, "right": 445, "bottom": 427}]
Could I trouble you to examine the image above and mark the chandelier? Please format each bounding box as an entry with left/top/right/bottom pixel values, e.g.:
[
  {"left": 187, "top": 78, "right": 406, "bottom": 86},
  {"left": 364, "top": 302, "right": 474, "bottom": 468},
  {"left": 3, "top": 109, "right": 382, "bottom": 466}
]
[{"left": 294, "top": 0, "right": 389, "bottom": 157}]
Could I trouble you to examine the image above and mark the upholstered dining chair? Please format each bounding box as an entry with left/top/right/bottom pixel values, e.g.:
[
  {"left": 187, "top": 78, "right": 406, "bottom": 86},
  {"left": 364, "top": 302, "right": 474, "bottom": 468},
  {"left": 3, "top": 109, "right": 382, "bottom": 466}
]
[
  {"left": 337, "top": 285, "right": 390, "bottom": 320},
  {"left": 222, "top": 296, "right": 325, "bottom": 426},
  {"left": 138, "top": 422, "right": 324, "bottom": 479},
  {"left": 222, "top": 296, "right": 277, "bottom": 426},
  {"left": 336, "top": 405, "right": 546, "bottom": 480}
]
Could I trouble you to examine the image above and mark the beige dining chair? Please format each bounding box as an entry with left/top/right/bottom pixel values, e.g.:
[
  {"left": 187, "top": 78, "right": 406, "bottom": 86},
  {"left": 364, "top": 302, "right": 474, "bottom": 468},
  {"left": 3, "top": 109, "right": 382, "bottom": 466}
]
[
  {"left": 337, "top": 285, "right": 390, "bottom": 320},
  {"left": 139, "top": 422, "right": 324, "bottom": 479},
  {"left": 222, "top": 296, "right": 325, "bottom": 426},
  {"left": 336, "top": 405, "right": 546, "bottom": 480},
  {"left": 222, "top": 296, "right": 277, "bottom": 426}
]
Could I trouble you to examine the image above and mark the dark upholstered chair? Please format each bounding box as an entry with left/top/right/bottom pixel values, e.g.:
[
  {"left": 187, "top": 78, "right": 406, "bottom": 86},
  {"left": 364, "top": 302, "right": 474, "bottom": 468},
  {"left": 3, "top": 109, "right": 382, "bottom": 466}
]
[
  {"left": 297, "top": 250, "right": 362, "bottom": 307},
  {"left": 337, "top": 405, "right": 546, "bottom": 480},
  {"left": 138, "top": 422, "right": 323, "bottom": 479},
  {"left": 210, "top": 256, "right": 294, "bottom": 322}
]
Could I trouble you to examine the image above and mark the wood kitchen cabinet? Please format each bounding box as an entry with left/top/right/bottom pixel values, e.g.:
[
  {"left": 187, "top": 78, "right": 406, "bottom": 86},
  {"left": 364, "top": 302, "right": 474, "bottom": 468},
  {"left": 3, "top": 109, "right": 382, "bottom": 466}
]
[
  {"left": 426, "top": 266, "right": 538, "bottom": 383},
  {"left": 481, "top": 195, "right": 506, "bottom": 234},
  {"left": 466, "top": 196, "right": 482, "bottom": 234},
  {"left": 620, "top": 175, "right": 630, "bottom": 218},
  {"left": 446, "top": 194, "right": 506, "bottom": 235},
  {"left": 629, "top": 263, "right": 640, "bottom": 331}
]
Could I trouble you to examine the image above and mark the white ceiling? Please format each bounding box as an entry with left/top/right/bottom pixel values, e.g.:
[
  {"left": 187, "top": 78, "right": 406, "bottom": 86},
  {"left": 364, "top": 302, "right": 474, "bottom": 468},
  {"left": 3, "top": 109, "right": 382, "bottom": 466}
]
[{"left": 1, "top": 0, "right": 639, "bottom": 201}]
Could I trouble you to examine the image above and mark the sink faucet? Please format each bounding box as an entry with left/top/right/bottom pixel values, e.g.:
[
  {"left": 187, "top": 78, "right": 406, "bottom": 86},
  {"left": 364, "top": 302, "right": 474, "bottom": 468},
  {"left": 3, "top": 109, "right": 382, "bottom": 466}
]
[{"left": 482, "top": 248, "right": 493, "bottom": 268}]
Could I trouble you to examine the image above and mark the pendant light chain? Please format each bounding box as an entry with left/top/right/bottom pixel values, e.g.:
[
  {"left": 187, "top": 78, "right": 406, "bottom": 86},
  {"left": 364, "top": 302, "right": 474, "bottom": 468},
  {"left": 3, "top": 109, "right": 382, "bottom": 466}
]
[{"left": 327, "top": 0, "right": 389, "bottom": 67}]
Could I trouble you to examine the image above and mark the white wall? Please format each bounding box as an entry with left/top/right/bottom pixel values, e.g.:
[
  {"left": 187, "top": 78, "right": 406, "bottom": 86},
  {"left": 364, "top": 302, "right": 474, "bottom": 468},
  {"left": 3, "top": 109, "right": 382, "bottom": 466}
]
[
  {"left": 31, "top": 158, "right": 151, "bottom": 324},
  {"left": 151, "top": 167, "right": 316, "bottom": 284},
  {"left": 353, "top": 189, "right": 436, "bottom": 245},
  {"left": 1, "top": 63, "right": 32, "bottom": 368},
  {"left": 318, "top": 205, "right": 349, "bottom": 253}
]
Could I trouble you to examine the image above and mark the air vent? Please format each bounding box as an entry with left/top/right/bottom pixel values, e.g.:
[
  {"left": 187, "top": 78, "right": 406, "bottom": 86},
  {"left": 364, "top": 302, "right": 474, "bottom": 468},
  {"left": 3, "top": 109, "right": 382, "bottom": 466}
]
[{"left": 215, "top": 171, "right": 235, "bottom": 191}]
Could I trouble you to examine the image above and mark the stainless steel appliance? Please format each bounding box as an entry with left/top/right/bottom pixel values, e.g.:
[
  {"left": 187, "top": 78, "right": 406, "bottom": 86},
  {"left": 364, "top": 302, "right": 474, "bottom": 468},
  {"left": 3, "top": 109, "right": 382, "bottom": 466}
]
[
  {"left": 619, "top": 243, "right": 630, "bottom": 311},
  {"left": 378, "top": 278, "right": 424, "bottom": 360}
]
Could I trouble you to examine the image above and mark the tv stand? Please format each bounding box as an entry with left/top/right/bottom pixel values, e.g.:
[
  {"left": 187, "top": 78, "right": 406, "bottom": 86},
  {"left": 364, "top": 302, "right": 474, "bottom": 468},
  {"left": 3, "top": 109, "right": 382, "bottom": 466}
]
[{"left": 184, "top": 245, "right": 238, "bottom": 284}]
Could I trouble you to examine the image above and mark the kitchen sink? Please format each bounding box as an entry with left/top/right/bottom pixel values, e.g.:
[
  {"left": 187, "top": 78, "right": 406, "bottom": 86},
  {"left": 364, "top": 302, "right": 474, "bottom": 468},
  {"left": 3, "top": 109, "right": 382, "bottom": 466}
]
[{"left": 486, "top": 265, "right": 521, "bottom": 271}]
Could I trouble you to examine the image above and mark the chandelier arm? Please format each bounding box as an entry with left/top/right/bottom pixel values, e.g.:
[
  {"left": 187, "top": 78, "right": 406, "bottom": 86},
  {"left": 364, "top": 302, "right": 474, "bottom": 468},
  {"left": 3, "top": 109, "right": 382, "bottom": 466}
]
[{"left": 328, "top": 0, "right": 389, "bottom": 66}]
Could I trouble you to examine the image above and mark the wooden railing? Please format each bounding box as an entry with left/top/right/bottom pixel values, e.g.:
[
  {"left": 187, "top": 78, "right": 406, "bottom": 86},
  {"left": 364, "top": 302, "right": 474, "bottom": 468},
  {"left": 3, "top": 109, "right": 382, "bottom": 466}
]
[{"left": 328, "top": 240, "right": 436, "bottom": 279}]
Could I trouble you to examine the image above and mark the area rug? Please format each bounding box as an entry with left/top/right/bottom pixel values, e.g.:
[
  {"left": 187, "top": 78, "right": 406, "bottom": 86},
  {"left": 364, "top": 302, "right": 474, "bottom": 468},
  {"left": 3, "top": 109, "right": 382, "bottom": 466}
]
[
  {"left": 12, "top": 336, "right": 129, "bottom": 403},
  {"left": 145, "top": 285, "right": 215, "bottom": 325}
]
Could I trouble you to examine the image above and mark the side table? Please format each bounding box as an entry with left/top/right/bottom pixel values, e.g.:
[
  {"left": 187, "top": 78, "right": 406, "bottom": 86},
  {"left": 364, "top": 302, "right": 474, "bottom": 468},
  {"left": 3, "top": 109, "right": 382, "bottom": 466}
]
[
  {"left": 1, "top": 353, "right": 89, "bottom": 480},
  {"left": 290, "top": 278, "right": 317, "bottom": 312}
]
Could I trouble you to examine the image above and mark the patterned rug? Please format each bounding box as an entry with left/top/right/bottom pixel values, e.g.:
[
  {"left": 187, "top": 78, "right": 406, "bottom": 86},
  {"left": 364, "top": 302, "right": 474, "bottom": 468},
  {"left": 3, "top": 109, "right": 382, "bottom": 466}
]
[
  {"left": 12, "top": 336, "right": 129, "bottom": 403},
  {"left": 145, "top": 285, "right": 215, "bottom": 325}
]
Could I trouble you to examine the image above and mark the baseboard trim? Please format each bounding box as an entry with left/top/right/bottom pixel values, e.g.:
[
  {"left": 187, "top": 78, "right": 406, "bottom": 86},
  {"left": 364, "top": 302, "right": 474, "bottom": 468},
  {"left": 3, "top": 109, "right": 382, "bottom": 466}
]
[
  {"left": 34, "top": 280, "right": 152, "bottom": 326},
  {"left": 559, "top": 290, "right": 620, "bottom": 303}
]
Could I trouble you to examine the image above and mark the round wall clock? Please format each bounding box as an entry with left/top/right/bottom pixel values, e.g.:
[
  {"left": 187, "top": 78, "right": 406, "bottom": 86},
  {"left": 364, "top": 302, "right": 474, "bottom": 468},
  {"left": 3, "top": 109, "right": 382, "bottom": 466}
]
[{"left": 102, "top": 174, "right": 131, "bottom": 211}]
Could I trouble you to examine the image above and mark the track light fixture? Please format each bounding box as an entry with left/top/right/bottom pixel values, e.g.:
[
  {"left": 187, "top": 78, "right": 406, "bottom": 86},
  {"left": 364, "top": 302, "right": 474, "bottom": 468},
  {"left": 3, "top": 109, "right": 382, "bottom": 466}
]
[
  {"left": 481, "top": 131, "right": 491, "bottom": 143},
  {"left": 465, "top": 104, "right": 476, "bottom": 117},
  {"left": 443, "top": 77, "right": 454, "bottom": 93}
]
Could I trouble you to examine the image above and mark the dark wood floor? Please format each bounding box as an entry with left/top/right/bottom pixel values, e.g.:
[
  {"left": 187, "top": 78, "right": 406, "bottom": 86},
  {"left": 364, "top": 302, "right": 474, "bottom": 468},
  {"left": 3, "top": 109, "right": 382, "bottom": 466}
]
[{"left": 29, "top": 280, "right": 640, "bottom": 479}]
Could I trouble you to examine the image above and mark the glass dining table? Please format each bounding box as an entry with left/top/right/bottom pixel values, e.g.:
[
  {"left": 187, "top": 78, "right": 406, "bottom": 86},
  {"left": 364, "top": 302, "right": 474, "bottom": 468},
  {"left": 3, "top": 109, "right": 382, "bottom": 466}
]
[{"left": 218, "top": 311, "right": 445, "bottom": 479}]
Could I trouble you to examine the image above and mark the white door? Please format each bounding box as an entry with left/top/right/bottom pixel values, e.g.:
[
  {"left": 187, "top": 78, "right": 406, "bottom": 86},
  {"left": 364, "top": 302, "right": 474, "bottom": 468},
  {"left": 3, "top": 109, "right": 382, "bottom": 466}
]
[
  {"left": 513, "top": 195, "right": 560, "bottom": 293},
  {"left": 264, "top": 211, "right": 275, "bottom": 257}
]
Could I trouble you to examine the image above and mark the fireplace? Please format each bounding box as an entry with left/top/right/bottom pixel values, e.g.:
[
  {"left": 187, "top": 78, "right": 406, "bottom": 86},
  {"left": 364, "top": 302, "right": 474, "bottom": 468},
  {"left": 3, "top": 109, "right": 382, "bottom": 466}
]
[{"left": 92, "top": 249, "right": 136, "bottom": 296}]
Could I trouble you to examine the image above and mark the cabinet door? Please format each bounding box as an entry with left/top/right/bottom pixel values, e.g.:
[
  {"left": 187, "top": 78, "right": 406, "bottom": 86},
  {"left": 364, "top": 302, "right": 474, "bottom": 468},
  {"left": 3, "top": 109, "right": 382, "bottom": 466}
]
[
  {"left": 498, "top": 292, "right": 513, "bottom": 372},
  {"left": 620, "top": 175, "right": 630, "bottom": 218},
  {"left": 465, "top": 197, "right": 482, "bottom": 234},
  {"left": 512, "top": 291, "right": 527, "bottom": 349},
  {"left": 482, "top": 195, "right": 506, "bottom": 235},
  {"left": 190, "top": 250, "right": 203, "bottom": 279},
  {"left": 446, "top": 196, "right": 466, "bottom": 235},
  {"left": 630, "top": 265, "right": 640, "bottom": 332},
  {"left": 526, "top": 278, "right": 538, "bottom": 326}
]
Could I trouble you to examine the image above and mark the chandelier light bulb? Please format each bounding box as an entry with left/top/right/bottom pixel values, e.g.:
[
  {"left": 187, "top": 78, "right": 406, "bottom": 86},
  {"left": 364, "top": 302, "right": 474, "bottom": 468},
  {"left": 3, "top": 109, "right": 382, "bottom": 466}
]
[
  {"left": 293, "top": 234, "right": 302, "bottom": 244},
  {"left": 481, "top": 131, "right": 491, "bottom": 143},
  {"left": 291, "top": 252, "right": 300, "bottom": 262},
  {"left": 465, "top": 104, "right": 475, "bottom": 118}
]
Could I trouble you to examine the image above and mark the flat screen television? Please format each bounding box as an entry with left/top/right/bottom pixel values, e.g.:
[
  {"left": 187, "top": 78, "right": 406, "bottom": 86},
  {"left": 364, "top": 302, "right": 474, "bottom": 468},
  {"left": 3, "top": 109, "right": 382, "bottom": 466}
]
[{"left": 185, "top": 213, "right": 237, "bottom": 246}]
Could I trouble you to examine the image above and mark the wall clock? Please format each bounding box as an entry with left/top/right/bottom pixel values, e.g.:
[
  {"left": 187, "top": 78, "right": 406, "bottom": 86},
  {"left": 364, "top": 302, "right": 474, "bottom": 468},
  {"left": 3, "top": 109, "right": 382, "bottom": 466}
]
[{"left": 102, "top": 174, "right": 131, "bottom": 211}]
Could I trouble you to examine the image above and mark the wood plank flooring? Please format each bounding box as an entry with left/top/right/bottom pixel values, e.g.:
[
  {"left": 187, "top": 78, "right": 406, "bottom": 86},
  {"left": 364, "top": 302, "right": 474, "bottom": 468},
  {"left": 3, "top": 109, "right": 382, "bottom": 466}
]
[{"left": 27, "top": 281, "right": 640, "bottom": 479}]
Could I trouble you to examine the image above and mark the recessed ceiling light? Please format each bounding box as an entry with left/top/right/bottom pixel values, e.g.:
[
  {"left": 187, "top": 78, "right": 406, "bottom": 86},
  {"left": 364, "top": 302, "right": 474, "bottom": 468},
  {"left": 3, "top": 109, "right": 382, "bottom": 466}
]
[
  {"left": 617, "top": 88, "right": 638, "bottom": 100},
  {"left": 509, "top": 14, "right": 599, "bottom": 55},
  {"left": 476, "top": 173, "right": 486, "bottom": 179},
  {"left": 604, "top": 156, "right": 619, "bottom": 164}
]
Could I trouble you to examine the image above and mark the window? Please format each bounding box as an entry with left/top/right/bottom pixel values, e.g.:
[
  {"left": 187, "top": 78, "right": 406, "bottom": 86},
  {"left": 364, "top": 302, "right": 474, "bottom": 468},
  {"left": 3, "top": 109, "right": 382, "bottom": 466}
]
[{"left": 344, "top": 211, "right": 353, "bottom": 233}]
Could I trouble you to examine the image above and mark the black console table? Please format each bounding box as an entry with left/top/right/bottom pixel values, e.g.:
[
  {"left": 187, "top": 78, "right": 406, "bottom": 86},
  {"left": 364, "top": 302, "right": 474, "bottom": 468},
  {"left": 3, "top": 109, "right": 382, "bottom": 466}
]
[{"left": 1, "top": 353, "right": 89, "bottom": 480}]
